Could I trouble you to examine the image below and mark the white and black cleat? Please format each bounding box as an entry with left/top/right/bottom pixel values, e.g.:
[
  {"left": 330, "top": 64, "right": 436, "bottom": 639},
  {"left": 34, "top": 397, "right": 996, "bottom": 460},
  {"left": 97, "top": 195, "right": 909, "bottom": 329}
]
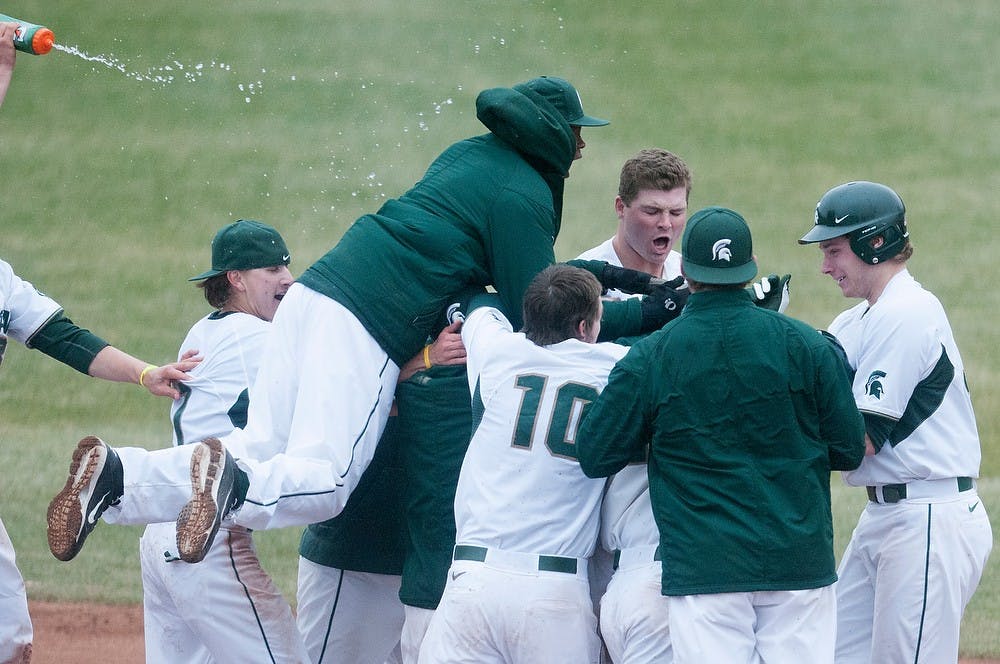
[
  {"left": 175, "top": 437, "right": 238, "bottom": 563},
  {"left": 46, "top": 436, "right": 123, "bottom": 562}
]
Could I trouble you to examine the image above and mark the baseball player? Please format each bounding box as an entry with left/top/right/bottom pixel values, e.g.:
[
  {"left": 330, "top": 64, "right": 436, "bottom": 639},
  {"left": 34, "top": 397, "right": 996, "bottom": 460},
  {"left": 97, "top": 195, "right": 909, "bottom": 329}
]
[
  {"left": 1, "top": 255, "right": 196, "bottom": 662},
  {"left": 799, "top": 181, "right": 993, "bottom": 663},
  {"left": 47, "top": 220, "right": 310, "bottom": 662},
  {"left": 295, "top": 410, "right": 407, "bottom": 664},
  {"left": 574, "top": 148, "right": 691, "bottom": 663},
  {"left": 149, "top": 76, "right": 686, "bottom": 568},
  {"left": 296, "top": 320, "right": 466, "bottom": 664},
  {"left": 393, "top": 356, "right": 473, "bottom": 664},
  {"left": 572, "top": 149, "right": 790, "bottom": 662},
  {"left": 46, "top": 224, "right": 468, "bottom": 663},
  {"left": 417, "top": 264, "right": 628, "bottom": 664},
  {"left": 578, "top": 207, "right": 865, "bottom": 663},
  {"left": 397, "top": 278, "right": 692, "bottom": 664}
]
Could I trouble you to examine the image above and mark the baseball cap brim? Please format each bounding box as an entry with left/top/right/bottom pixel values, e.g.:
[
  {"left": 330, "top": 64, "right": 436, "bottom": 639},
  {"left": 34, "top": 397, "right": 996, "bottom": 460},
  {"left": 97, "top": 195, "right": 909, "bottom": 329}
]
[
  {"left": 568, "top": 113, "right": 610, "bottom": 127},
  {"left": 188, "top": 268, "right": 225, "bottom": 282},
  {"left": 682, "top": 258, "right": 758, "bottom": 285}
]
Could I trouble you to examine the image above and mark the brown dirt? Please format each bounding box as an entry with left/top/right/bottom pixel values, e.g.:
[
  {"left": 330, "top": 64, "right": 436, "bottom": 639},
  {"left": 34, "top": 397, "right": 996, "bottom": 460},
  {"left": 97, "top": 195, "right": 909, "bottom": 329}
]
[
  {"left": 25, "top": 599, "right": 1000, "bottom": 664},
  {"left": 28, "top": 600, "right": 144, "bottom": 664}
]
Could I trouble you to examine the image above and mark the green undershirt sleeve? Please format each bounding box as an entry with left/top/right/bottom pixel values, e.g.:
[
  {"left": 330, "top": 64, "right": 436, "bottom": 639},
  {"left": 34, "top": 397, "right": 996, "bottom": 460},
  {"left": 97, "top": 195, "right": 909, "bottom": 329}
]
[
  {"left": 28, "top": 313, "right": 110, "bottom": 375},
  {"left": 863, "top": 412, "right": 896, "bottom": 452}
]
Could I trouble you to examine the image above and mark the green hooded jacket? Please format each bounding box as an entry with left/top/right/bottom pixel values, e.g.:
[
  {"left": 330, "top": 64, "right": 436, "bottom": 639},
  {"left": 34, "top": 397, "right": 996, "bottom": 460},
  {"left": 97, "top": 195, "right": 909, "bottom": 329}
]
[{"left": 298, "top": 83, "right": 638, "bottom": 366}]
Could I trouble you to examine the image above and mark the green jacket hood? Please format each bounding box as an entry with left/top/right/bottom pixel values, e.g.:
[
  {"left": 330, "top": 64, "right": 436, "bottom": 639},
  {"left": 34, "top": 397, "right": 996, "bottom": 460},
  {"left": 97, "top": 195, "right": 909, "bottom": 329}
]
[
  {"left": 475, "top": 85, "right": 577, "bottom": 179},
  {"left": 476, "top": 84, "right": 576, "bottom": 235}
]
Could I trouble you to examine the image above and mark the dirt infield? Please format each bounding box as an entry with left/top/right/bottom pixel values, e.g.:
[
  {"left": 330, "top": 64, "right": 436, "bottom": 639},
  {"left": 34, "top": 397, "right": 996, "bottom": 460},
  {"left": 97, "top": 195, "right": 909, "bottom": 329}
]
[
  {"left": 25, "top": 599, "right": 1000, "bottom": 664},
  {"left": 29, "top": 601, "right": 144, "bottom": 663}
]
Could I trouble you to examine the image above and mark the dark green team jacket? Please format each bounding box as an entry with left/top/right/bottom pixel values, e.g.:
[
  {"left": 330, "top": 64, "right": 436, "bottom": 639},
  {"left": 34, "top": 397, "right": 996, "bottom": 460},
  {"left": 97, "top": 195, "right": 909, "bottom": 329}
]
[{"left": 578, "top": 289, "right": 865, "bottom": 596}]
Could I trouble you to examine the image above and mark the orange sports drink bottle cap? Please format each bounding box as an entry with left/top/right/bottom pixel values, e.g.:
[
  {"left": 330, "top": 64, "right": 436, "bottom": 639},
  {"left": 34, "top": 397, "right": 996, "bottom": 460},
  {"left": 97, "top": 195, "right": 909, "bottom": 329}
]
[{"left": 32, "top": 27, "right": 54, "bottom": 54}]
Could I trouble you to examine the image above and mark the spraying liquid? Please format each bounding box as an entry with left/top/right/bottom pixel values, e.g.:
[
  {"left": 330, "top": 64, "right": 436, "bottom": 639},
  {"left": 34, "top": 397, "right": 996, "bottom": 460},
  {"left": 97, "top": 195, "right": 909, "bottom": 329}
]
[
  {"left": 0, "top": 13, "right": 54, "bottom": 55},
  {"left": 51, "top": 43, "right": 224, "bottom": 84}
]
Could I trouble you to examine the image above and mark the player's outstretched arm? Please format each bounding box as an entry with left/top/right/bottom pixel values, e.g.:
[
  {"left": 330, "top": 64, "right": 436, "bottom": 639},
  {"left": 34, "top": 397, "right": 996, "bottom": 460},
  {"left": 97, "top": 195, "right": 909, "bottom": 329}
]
[
  {"left": 30, "top": 314, "right": 200, "bottom": 398},
  {"left": 88, "top": 346, "right": 201, "bottom": 399}
]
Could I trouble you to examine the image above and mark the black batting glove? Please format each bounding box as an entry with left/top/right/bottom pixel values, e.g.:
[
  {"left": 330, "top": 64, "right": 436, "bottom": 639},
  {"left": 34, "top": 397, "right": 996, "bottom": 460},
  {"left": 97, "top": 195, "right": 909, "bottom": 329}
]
[
  {"left": 565, "top": 259, "right": 656, "bottom": 295},
  {"left": 639, "top": 276, "right": 689, "bottom": 331}
]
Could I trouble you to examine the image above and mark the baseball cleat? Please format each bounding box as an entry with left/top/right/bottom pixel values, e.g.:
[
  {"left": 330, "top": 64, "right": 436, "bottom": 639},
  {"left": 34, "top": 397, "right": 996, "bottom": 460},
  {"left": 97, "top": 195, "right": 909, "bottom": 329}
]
[
  {"left": 175, "top": 437, "right": 237, "bottom": 563},
  {"left": 46, "top": 436, "right": 124, "bottom": 562}
]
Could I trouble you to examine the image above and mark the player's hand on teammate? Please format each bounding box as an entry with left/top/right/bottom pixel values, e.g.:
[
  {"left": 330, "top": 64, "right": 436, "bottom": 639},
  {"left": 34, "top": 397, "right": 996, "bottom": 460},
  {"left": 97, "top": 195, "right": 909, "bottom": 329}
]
[
  {"left": 143, "top": 349, "right": 202, "bottom": 399},
  {"left": 428, "top": 320, "right": 467, "bottom": 367},
  {"left": 398, "top": 318, "right": 468, "bottom": 384},
  {"left": 749, "top": 274, "right": 791, "bottom": 313},
  {"left": 639, "top": 276, "right": 689, "bottom": 331}
]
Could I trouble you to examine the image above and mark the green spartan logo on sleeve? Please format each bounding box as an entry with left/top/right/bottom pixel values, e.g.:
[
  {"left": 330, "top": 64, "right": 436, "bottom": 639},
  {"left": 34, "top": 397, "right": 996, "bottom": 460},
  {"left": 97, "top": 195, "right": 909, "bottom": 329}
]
[{"left": 865, "top": 370, "right": 887, "bottom": 399}]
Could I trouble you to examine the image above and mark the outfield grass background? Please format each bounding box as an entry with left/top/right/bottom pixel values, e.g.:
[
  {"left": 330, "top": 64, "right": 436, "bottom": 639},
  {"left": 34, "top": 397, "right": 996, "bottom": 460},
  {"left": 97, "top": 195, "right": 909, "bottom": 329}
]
[{"left": 1, "top": 0, "right": 998, "bottom": 656}]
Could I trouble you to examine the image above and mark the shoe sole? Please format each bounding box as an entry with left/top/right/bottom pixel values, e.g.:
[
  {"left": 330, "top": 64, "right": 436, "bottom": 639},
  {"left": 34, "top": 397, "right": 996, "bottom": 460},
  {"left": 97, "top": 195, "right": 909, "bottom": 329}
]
[
  {"left": 46, "top": 436, "right": 107, "bottom": 562},
  {"left": 176, "top": 438, "right": 230, "bottom": 563}
]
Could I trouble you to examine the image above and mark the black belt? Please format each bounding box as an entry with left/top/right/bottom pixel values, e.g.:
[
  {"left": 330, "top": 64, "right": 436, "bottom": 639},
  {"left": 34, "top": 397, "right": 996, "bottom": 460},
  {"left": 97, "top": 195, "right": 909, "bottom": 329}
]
[
  {"left": 453, "top": 544, "right": 578, "bottom": 574},
  {"left": 866, "top": 477, "right": 973, "bottom": 503}
]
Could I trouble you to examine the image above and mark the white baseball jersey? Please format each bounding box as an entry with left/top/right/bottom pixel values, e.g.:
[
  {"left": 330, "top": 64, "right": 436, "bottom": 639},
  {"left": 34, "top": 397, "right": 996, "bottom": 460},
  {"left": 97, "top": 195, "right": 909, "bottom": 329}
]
[
  {"left": 0, "top": 258, "right": 61, "bottom": 367},
  {"left": 454, "top": 305, "right": 628, "bottom": 558},
  {"left": 138, "top": 309, "right": 308, "bottom": 663},
  {"left": 169, "top": 311, "right": 269, "bottom": 446},
  {"left": 576, "top": 242, "right": 684, "bottom": 554},
  {"left": 830, "top": 268, "right": 992, "bottom": 663},
  {"left": 1, "top": 258, "right": 62, "bottom": 661},
  {"left": 829, "top": 269, "right": 981, "bottom": 485},
  {"left": 419, "top": 306, "right": 626, "bottom": 664}
]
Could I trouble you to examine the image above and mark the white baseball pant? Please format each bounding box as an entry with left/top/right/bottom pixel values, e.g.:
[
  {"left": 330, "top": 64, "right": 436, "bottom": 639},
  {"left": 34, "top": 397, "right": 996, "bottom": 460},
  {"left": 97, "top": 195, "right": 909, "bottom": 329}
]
[
  {"left": 140, "top": 522, "right": 307, "bottom": 663},
  {"left": 0, "top": 517, "right": 32, "bottom": 663},
  {"left": 668, "top": 584, "right": 835, "bottom": 664},
  {"left": 106, "top": 284, "right": 400, "bottom": 532},
  {"left": 599, "top": 549, "right": 671, "bottom": 663},
  {"left": 296, "top": 557, "right": 403, "bottom": 664},
  {"left": 835, "top": 489, "right": 992, "bottom": 663}
]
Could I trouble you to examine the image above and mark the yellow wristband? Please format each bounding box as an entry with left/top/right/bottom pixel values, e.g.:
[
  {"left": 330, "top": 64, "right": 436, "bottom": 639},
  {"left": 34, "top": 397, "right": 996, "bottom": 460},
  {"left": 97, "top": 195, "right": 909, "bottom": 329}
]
[
  {"left": 422, "top": 345, "right": 432, "bottom": 370},
  {"left": 139, "top": 364, "right": 158, "bottom": 387}
]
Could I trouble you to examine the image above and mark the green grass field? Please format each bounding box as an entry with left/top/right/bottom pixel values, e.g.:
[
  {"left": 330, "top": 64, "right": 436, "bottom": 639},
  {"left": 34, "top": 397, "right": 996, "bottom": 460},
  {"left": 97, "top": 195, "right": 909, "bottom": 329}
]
[{"left": 2, "top": 0, "right": 999, "bottom": 656}]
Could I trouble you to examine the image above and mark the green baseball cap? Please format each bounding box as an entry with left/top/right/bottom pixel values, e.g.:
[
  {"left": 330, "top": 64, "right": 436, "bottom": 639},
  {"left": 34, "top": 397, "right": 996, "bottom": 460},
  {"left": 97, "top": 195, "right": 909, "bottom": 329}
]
[
  {"left": 189, "top": 219, "right": 290, "bottom": 281},
  {"left": 515, "top": 76, "right": 610, "bottom": 126},
  {"left": 681, "top": 207, "right": 758, "bottom": 285}
]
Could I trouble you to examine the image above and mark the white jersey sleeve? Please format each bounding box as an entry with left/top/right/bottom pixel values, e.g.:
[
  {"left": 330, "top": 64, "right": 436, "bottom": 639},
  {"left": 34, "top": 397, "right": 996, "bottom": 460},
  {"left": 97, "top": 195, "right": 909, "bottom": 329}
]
[
  {"left": 830, "top": 270, "right": 981, "bottom": 485},
  {"left": 0, "top": 259, "right": 62, "bottom": 366},
  {"left": 455, "top": 306, "right": 627, "bottom": 558},
  {"left": 169, "top": 311, "right": 271, "bottom": 446}
]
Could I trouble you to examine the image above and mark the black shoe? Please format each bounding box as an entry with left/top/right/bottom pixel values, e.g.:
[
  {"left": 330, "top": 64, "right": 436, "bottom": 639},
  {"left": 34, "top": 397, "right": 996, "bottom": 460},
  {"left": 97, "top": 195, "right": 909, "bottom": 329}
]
[{"left": 46, "top": 436, "right": 123, "bottom": 561}]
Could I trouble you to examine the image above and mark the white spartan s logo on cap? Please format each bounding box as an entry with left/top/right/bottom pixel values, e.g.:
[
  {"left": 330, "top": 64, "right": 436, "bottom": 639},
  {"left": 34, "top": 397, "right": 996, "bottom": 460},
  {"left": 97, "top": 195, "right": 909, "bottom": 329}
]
[{"left": 712, "top": 239, "right": 733, "bottom": 262}]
